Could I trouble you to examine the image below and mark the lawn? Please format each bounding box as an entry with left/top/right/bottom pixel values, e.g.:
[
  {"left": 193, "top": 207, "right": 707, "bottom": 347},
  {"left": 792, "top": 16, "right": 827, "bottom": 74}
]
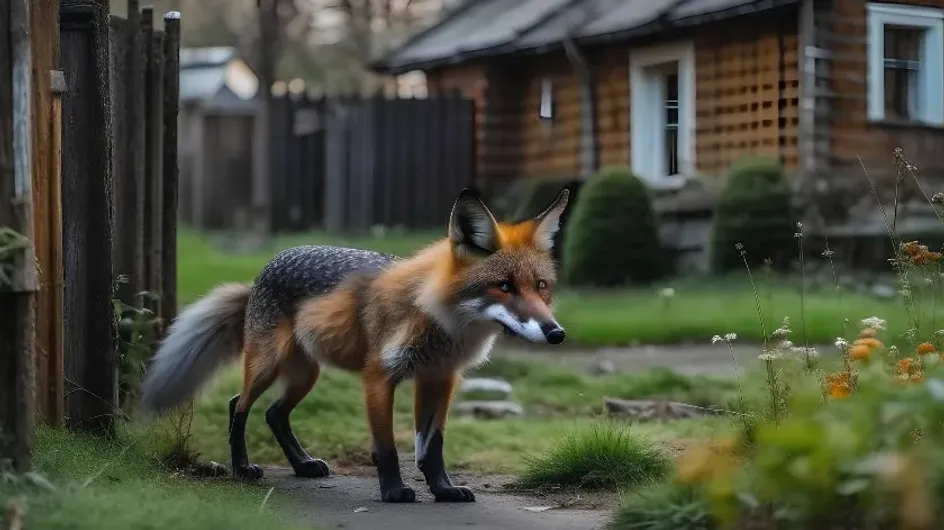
[
  {"left": 177, "top": 229, "right": 918, "bottom": 346},
  {"left": 186, "top": 356, "right": 742, "bottom": 475},
  {"left": 0, "top": 426, "right": 307, "bottom": 530}
]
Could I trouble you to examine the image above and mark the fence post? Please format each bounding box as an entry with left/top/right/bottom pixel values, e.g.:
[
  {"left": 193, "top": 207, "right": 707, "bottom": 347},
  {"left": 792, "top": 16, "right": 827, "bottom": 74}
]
[
  {"left": 30, "top": 0, "right": 64, "bottom": 428},
  {"left": 141, "top": 6, "right": 163, "bottom": 316},
  {"left": 0, "top": 0, "right": 38, "bottom": 471},
  {"left": 60, "top": 0, "right": 119, "bottom": 434},
  {"left": 161, "top": 11, "right": 180, "bottom": 326}
]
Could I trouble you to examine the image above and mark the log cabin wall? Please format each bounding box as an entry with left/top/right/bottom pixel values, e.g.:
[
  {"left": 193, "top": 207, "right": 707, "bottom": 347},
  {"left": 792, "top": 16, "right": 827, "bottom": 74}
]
[
  {"left": 826, "top": 0, "right": 944, "bottom": 185},
  {"left": 693, "top": 12, "right": 801, "bottom": 177}
]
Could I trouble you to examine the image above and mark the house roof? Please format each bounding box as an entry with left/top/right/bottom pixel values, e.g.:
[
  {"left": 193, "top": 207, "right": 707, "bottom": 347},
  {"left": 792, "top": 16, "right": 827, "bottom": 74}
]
[
  {"left": 180, "top": 46, "right": 260, "bottom": 103},
  {"left": 372, "top": 0, "right": 798, "bottom": 74}
]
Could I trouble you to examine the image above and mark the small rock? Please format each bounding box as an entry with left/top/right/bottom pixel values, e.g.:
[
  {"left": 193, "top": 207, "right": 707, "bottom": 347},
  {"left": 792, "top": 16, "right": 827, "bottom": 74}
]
[
  {"left": 589, "top": 360, "right": 615, "bottom": 375},
  {"left": 453, "top": 400, "right": 523, "bottom": 419},
  {"left": 523, "top": 506, "right": 555, "bottom": 513},
  {"left": 871, "top": 283, "right": 896, "bottom": 299},
  {"left": 353, "top": 507, "right": 368, "bottom": 513},
  {"left": 460, "top": 378, "right": 513, "bottom": 400},
  {"left": 604, "top": 397, "right": 725, "bottom": 421}
]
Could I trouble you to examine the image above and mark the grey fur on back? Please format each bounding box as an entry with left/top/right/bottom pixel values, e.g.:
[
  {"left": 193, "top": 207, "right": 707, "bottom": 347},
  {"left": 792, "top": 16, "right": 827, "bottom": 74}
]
[
  {"left": 246, "top": 245, "right": 397, "bottom": 330},
  {"left": 138, "top": 283, "right": 251, "bottom": 416}
]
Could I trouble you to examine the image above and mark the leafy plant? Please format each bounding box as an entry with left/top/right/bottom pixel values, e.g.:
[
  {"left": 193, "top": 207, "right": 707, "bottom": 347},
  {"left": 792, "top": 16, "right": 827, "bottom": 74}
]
[
  {"left": 562, "top": 166, "right": 664, "bottom": 286},
  {"left": 710, "top": 157, "right": 795, "bottom": 274}
]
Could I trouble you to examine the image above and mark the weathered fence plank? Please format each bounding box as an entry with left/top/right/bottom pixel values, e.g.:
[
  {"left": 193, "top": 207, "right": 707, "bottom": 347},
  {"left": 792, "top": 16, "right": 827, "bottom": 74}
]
[
  {"left": 0, "top": 0, "right": 38, "bottom": 471},
  {"left": 161, "top": 11, "right": 180, "bottom": 326},
  {"left": 30, "top": 0, "right": 64, "bottom": 428},
  {"left": 60, "top": 0, "right": 119, "bottom": 434},
  {"left": 141, "top": 6, "right": 164, "bottom": 315}
]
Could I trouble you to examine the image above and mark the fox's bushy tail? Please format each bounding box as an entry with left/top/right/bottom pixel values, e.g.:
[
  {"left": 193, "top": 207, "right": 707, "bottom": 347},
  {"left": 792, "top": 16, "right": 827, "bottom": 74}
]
[{"left": 138, "top": 283, "right": 251, "bottom": 415}]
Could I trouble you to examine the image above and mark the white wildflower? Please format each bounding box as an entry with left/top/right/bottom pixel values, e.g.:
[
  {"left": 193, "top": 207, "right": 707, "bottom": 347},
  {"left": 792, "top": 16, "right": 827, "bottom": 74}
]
[
  {"left": 758, "top": 352, "right": 782, "bottom": 361},
  {"left": 778, "top": 340, "right": 794, "bottom": 350},
  {"left": 724, "top": 333, "right": 737, "bottom": 342},
  {"left": 835, "top": 337, "right": 850, "bottom": 351},
  {"left": 794, "top": 346, "right": 819, "bottom": 358},
  {"left": 860, "top": 317, "right": 887, "bottom": 331},
  {"left": 659, "top": 287, "right": 676, "bottom": 298}
]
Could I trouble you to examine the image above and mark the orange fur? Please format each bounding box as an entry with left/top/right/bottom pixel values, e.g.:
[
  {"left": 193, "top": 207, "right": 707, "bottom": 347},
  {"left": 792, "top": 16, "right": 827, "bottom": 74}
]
[{"left": 496, "top": 221, "right": 538, "bottom": 249}]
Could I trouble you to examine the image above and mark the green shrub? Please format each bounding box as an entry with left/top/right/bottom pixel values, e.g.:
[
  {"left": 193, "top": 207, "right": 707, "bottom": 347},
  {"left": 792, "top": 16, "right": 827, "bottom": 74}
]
[
  {"left": 709, "top": 157, "right": 795, "bottom": 274},
  {"left": 610, "top": 481, "right": 717, "bottom": 530},
  {"left": 562, "top": 166, "right": 663, "bottom": 286},
  {"left": 517, "top": 422, "right": 670, "bottom": 491}
]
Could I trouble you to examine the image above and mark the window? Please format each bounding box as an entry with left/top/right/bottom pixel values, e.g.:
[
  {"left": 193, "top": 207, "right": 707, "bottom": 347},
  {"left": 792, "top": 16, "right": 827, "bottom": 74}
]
[
  {"left": 630, "top": 41, "right": 694, "bottom": 185},
  {"left": 867, "top": 3, "right": 944, "bottom": 125},
  {"left": 664, "top": 71, "right": 680, "bottom": 176}
]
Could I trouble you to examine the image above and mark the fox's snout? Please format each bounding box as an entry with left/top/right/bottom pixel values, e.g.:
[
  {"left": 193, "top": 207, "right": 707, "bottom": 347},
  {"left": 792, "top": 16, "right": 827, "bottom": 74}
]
[{"left": 482, "top": 299, "right": 566, "bottom": 345}]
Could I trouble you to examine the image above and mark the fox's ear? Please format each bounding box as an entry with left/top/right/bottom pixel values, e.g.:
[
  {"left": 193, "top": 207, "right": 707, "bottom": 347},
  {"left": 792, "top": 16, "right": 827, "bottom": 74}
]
[
  {"left": 449, "top": 188, "right": 499, "bottom": 259},
  {"left": 532, "top": 187, "right": 570, "bottom": 252}
]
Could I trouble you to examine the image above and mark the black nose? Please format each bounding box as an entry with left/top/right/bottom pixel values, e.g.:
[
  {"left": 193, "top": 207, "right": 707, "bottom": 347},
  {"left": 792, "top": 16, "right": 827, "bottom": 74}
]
[{"left": 544, "top": 325, "right": 566, "bottom": 345}]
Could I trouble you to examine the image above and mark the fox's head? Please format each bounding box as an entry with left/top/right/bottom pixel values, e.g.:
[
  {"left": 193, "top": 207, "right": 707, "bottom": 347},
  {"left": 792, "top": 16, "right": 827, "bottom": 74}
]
[{"left": 440, "top": 186, "right": 570, "bottom": 345}]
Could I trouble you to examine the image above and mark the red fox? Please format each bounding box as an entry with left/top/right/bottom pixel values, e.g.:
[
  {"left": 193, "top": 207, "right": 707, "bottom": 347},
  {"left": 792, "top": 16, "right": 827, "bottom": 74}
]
[{"left": 139, "top": 187, "right": 570, "bottom": 503}]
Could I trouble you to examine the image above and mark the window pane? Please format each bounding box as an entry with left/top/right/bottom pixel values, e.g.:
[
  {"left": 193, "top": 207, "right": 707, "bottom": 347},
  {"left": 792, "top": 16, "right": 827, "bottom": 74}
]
[
  {"left": 664, "top": 71, "right": 679, "bottom": 175},
  {"left": 884, "top": 26, "right": 921, "bottom": 63},
  {"left": 884, "top": 66, "right": 915, "bottom": 120}
]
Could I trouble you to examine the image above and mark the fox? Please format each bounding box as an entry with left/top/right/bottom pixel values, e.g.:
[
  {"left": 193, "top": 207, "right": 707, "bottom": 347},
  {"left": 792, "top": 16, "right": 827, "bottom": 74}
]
[{"left": 138, "top": 186, "right": 570, "bottom": 504}]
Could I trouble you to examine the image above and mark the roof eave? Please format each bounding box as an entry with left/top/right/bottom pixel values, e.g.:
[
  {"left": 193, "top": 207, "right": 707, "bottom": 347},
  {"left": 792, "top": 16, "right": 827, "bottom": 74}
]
[{"left": 371, "top": 0, "right": 801, "bottom": 74}]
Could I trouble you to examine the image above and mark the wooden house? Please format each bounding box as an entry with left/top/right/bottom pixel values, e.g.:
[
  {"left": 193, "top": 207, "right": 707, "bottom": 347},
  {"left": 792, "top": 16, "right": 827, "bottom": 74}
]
[{"left": 372, "top": 0, "right": 944, "bottom": 234}]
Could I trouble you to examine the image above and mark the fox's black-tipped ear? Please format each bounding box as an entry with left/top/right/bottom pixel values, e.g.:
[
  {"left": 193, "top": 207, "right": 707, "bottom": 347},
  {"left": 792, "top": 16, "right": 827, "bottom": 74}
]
[
  {"left": 449, "top": 188, "right": 499, "bottom": 259},
  {"left": 532, "top": 187, "right": 570, "bottom": 252}
]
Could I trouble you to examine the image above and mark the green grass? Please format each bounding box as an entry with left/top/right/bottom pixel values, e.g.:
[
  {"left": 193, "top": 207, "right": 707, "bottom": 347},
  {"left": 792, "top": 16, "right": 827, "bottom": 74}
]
[
  {"left": 176, "top": 229, "right": 917, "bottom": 346},
  {"left": 187, "top": 356, "right": 738, "bottom": 475},
  {"left": 608, "top": 480, "right": 714, "bottom": 530},
  {"left": 0, "top": 426, "right": 306, "bottom": 530},
  {"left": 517, "top": 422, "right": 671, "bottom": 491}
]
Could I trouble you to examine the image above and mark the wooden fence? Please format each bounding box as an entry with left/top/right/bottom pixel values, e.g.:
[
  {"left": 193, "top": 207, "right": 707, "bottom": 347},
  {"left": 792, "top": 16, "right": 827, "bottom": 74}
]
[
  {"left": 182, "top": 92, "right": 476, "bottom": 234},
  {"left": 0, "top": 0, "right": 180, "bottom": 468}
]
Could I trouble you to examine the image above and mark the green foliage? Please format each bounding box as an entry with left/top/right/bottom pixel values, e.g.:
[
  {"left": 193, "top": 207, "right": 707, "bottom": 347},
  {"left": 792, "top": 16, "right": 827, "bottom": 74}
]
[
  {"left": 562, "top": 166, "right": 664, "bottom": 286},
  {"left": 709, "top": 157, "right": 795, "bottom": 274},
  {"left": 517, "top": 422, "right": 671, "bottom": 491},
  {"left": 610, "top": 481, "right": 716, "bottom": 530},
  {"left": 0, "top": 226, "right": 29, "bottom": 288}
]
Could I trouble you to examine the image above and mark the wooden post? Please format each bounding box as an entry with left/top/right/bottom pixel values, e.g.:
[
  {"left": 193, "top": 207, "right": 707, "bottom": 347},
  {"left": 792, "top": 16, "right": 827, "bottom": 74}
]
[
  {"left": 30, "top": 0, "right": 64, "bottom": 428},
  {"left": 60, "top": 0, "right": 119, "bottom": 435},
  {"left": 0, "top": 0, "right": 37, "bottom": 470},
  {"left": 142, "top": 6, "right": 164, "bottom": 316},
  {"left": 128, "top": 0, "right": 146, "bottom": 305},
  {"left": 161, "top": 11, "right": 180, "bottom": 325}
]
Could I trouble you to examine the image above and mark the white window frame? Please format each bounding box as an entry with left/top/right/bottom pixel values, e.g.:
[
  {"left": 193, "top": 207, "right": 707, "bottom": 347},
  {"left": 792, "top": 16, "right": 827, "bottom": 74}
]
[
  {"left": 629, "top": 40, "right": 695, "bottom": 187},
  {"left": 867, "top": 3, "right": 944, "bottom": 125}
]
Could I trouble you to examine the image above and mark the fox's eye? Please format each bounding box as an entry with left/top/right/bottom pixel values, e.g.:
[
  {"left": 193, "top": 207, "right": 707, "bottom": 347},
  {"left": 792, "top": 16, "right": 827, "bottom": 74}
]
[
  {"left": 537, "top": 280, "right": 548, "bottom": 290},
  {"left": 498, "top": 280, "right": 512, "bottom": 293}
]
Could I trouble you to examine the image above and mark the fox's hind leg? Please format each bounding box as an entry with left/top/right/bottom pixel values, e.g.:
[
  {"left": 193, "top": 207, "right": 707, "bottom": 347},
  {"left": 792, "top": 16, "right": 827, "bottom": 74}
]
[
  {"left": 229, "top": 330, "right": 279, "bottom": 480},
  {"left": 414, "top": 372, "right": 474, "bottom": 502},
  {"left": 265, "top": 338, "right": 330, "bottom": 479}
]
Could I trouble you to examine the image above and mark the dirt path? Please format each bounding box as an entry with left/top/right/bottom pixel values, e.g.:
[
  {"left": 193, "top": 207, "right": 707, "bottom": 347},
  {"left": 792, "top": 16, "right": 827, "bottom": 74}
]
[
  {"left": 499, "top": 341, "right": 837, "bottom": 376},
  {"left": 266, "top": 467, "right": 610, "bottom": 530}
]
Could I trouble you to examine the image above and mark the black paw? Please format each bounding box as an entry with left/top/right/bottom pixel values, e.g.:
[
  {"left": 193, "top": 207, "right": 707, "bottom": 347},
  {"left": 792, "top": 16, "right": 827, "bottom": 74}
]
[
  {"left": 381, "top": 486, "right": 417, "bottom": 503},
  {"left": 293, "top": 458, "right": 330, "bottom": 478},
  {"left": 234, "top": 464, "right": 264, "bottom": 481},
  {"left": 432, "top": 486, "right": 476, "bottom": 503}
]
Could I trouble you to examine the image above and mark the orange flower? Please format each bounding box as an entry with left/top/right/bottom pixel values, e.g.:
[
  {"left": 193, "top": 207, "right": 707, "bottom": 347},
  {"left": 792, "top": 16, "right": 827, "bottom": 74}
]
[
  {"left": 824, "top": 371, "right": 853, "bottom": 399},
  {"left": 902, "top": 241, "right": 927, "bottom": 257},
  {"left": 927, "top": 251, "right": 943, "bottom": 263},
  {"left": 912, "top": 372, "right": 926, "bottom": 384},
  {"left": 898, "top": 357, "right": 914, "bottom": 373},
  {"left": 917, "top": 342, "right": 937, "bottom": 355},
  {"left": 850, "top": 343, "right": 872, "bottom": 361},
  {"left": 859, "top": 327, "right": 878, "bottom": 338},
  {"left": 855, "top": 337, "right": 884, "bottom": 349}
]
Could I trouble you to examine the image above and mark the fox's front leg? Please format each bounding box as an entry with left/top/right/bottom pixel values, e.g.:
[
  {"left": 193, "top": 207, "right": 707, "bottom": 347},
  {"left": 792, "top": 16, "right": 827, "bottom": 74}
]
[
  {"left": 363, "top": 368, "right": 416, "bottom": 503},
  {"left": 414, "top": 372, "right": 475, "bottom": 502}
]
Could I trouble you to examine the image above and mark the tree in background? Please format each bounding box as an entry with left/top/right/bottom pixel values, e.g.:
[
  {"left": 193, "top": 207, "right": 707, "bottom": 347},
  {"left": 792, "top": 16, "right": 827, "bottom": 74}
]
[{"left": 109, "top": 0, "right": 465, "bottom": 92}]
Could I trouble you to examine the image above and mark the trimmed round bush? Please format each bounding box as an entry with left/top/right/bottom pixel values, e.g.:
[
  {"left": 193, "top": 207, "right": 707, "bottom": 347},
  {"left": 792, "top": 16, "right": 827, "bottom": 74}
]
[
  {"left": 562, "top": 166, "right": 663, "bottom": 286},
  {"left": 709, "top": 157, "right": 795, "bottom": 274}
]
